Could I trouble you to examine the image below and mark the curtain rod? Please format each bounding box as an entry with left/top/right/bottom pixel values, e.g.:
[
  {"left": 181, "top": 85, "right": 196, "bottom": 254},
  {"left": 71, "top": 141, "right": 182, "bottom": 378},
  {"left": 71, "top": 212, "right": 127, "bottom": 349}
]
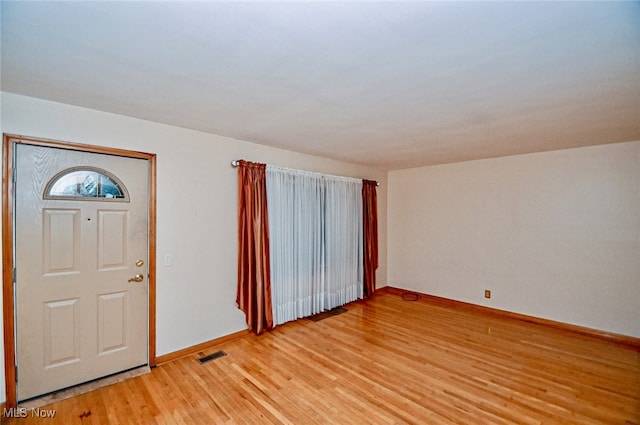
[{"left": 230, "top": 159, "right": 379, "bottom": 186}]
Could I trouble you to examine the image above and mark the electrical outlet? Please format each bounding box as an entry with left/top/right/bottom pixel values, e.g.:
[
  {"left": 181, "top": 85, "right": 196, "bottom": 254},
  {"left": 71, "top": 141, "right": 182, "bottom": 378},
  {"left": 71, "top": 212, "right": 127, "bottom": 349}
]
[{"left": 484, "top": 290, "right": 491, "bottom": 299}]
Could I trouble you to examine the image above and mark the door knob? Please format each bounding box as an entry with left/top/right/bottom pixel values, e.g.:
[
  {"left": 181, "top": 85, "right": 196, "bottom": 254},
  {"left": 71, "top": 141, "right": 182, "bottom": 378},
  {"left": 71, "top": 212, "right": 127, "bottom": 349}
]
[{"left": 128, "top": 274, "right": 144, "bottom": 283}]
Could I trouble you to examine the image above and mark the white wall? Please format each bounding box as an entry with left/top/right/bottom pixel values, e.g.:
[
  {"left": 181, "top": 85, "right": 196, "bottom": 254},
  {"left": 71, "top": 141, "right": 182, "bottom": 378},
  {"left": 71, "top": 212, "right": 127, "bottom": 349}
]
[
  {"left": 0, "top": 92, "right": 388, "bottom": 403},
  {"left": 389, "top": 141, "right": 640, "bottom": 337}
]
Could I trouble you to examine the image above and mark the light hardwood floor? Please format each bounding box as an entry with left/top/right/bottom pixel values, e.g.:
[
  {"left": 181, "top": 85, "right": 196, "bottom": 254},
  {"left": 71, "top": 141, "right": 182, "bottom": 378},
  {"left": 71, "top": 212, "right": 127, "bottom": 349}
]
[{"left": 5, "top": 292, "right": 639, "bottom": 424}]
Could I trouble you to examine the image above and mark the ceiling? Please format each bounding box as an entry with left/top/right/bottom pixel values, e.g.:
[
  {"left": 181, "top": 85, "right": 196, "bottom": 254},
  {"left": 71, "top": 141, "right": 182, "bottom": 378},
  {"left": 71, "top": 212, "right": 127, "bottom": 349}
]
[{"left": 2, "top": 1, "right": 639, "bottom": 170}]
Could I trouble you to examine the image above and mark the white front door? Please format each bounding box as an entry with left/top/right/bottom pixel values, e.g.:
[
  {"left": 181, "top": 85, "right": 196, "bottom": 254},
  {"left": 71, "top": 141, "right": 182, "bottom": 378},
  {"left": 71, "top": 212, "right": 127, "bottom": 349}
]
[{"left": 15, "top": 144, "right": 149, "bottom": 401}]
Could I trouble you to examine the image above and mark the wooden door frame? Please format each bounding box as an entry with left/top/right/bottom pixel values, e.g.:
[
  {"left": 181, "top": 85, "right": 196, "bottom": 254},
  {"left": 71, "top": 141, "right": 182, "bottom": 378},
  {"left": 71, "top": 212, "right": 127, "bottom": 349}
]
[{"left": 2, "top": 134, "right": 157, "bottom": 408}]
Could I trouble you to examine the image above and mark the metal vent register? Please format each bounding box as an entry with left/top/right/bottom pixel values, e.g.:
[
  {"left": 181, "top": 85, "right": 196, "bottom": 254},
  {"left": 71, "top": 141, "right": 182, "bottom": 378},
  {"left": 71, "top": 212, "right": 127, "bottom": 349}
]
[{"left": 198, "top": 351, "right": 227, "bottom": 364}]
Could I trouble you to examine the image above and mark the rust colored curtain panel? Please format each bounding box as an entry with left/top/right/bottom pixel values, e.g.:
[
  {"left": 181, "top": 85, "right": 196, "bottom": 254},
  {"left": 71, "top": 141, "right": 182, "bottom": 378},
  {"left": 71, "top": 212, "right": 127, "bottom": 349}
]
[
  {"left": 362, "top": 180, "right": 379, "bottom": 297},
  {"left": 236, "top": 160, "right": 273, "bottom": 334}
]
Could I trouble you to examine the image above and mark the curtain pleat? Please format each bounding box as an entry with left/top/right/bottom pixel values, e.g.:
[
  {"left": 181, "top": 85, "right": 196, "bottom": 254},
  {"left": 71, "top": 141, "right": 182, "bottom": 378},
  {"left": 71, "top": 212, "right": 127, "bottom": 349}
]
[
  {"left": 236, "top": 161, "right": 273, "bottom": 334},
  {"left": 363, "top": 180, "right": 379, "bottom": 297}
]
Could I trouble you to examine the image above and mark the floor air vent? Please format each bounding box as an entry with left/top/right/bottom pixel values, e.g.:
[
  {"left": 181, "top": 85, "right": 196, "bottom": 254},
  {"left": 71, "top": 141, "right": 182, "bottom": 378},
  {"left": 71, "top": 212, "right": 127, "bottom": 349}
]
[
  {"left": 198, "top": 350, "right": 227, "bottom": 364},
  {"left": 308, "top": 307, "right": 348, "bottom": 322}
]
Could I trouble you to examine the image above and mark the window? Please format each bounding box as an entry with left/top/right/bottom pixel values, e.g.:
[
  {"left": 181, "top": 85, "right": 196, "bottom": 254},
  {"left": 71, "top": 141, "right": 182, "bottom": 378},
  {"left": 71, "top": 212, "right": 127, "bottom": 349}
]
[{"left": 44, "top": 167, "right": 129, "bottom": 201}]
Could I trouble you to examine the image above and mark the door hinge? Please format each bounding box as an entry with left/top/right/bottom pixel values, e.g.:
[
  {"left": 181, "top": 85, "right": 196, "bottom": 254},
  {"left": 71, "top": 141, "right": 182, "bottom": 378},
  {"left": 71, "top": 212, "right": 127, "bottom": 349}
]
[
  {"left": 15, "top": 365, "right": 18, "bottom": 382},
  {"left": 12, "top": 166, "right": 17, "bottom": 184},
  {"left": 13, "top": 267, "right": 16, "bottom": 284}
]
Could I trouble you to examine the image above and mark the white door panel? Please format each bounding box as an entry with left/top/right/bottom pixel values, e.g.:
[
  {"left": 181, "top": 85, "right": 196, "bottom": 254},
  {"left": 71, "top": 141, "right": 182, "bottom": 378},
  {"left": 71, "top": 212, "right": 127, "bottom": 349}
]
[{"left": 15, "top": 144, "right": 149, "bottom": 401}]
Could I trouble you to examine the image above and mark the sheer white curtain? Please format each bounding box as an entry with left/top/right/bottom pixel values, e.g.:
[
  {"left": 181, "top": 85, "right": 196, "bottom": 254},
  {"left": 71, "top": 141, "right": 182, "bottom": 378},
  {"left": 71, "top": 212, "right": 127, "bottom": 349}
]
[
  {"left": 267, "top": 168, "right": 324, "bottom": 325},
  {"left": 266, "top": 166, "right": 363, "bottom": 326},
  {"left": 324, "top": 176, "right": 363, "bottom": 308}
]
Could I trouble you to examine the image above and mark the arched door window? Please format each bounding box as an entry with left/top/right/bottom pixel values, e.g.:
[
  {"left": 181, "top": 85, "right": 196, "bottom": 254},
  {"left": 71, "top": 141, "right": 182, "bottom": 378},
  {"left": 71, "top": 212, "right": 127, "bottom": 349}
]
[{"left": 44, "top": 166, "right": 130, "bottom": 201}]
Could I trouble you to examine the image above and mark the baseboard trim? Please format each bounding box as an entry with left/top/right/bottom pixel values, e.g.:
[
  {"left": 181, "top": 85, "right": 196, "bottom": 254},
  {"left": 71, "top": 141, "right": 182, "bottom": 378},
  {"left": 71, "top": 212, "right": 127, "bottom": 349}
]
[
  {"left": 156, "top": 329, "right": 251, "bottom": 365},
  {"left": 379, "top": 286, "right": 640, "bottom": 350}
]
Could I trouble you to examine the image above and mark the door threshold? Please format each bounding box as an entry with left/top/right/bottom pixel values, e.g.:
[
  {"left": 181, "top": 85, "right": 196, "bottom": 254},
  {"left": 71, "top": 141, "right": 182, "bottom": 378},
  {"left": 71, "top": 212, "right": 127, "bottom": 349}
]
[{"left": 18, "top": 365, "right": 151, "bottom": 409}]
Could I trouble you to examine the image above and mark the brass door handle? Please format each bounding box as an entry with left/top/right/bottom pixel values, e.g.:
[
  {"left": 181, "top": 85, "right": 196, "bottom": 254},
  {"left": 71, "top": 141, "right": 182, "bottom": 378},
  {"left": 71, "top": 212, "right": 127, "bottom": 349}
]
[{"left": 128, "top": 274, "right": 144, "bottom": 283}]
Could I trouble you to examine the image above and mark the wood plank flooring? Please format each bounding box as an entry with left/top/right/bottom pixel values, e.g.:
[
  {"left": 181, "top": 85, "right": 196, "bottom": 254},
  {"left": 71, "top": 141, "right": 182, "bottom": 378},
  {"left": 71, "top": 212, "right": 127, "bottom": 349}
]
[{"left": 5, "top": 292, "right": 639, "bottom": 424}]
